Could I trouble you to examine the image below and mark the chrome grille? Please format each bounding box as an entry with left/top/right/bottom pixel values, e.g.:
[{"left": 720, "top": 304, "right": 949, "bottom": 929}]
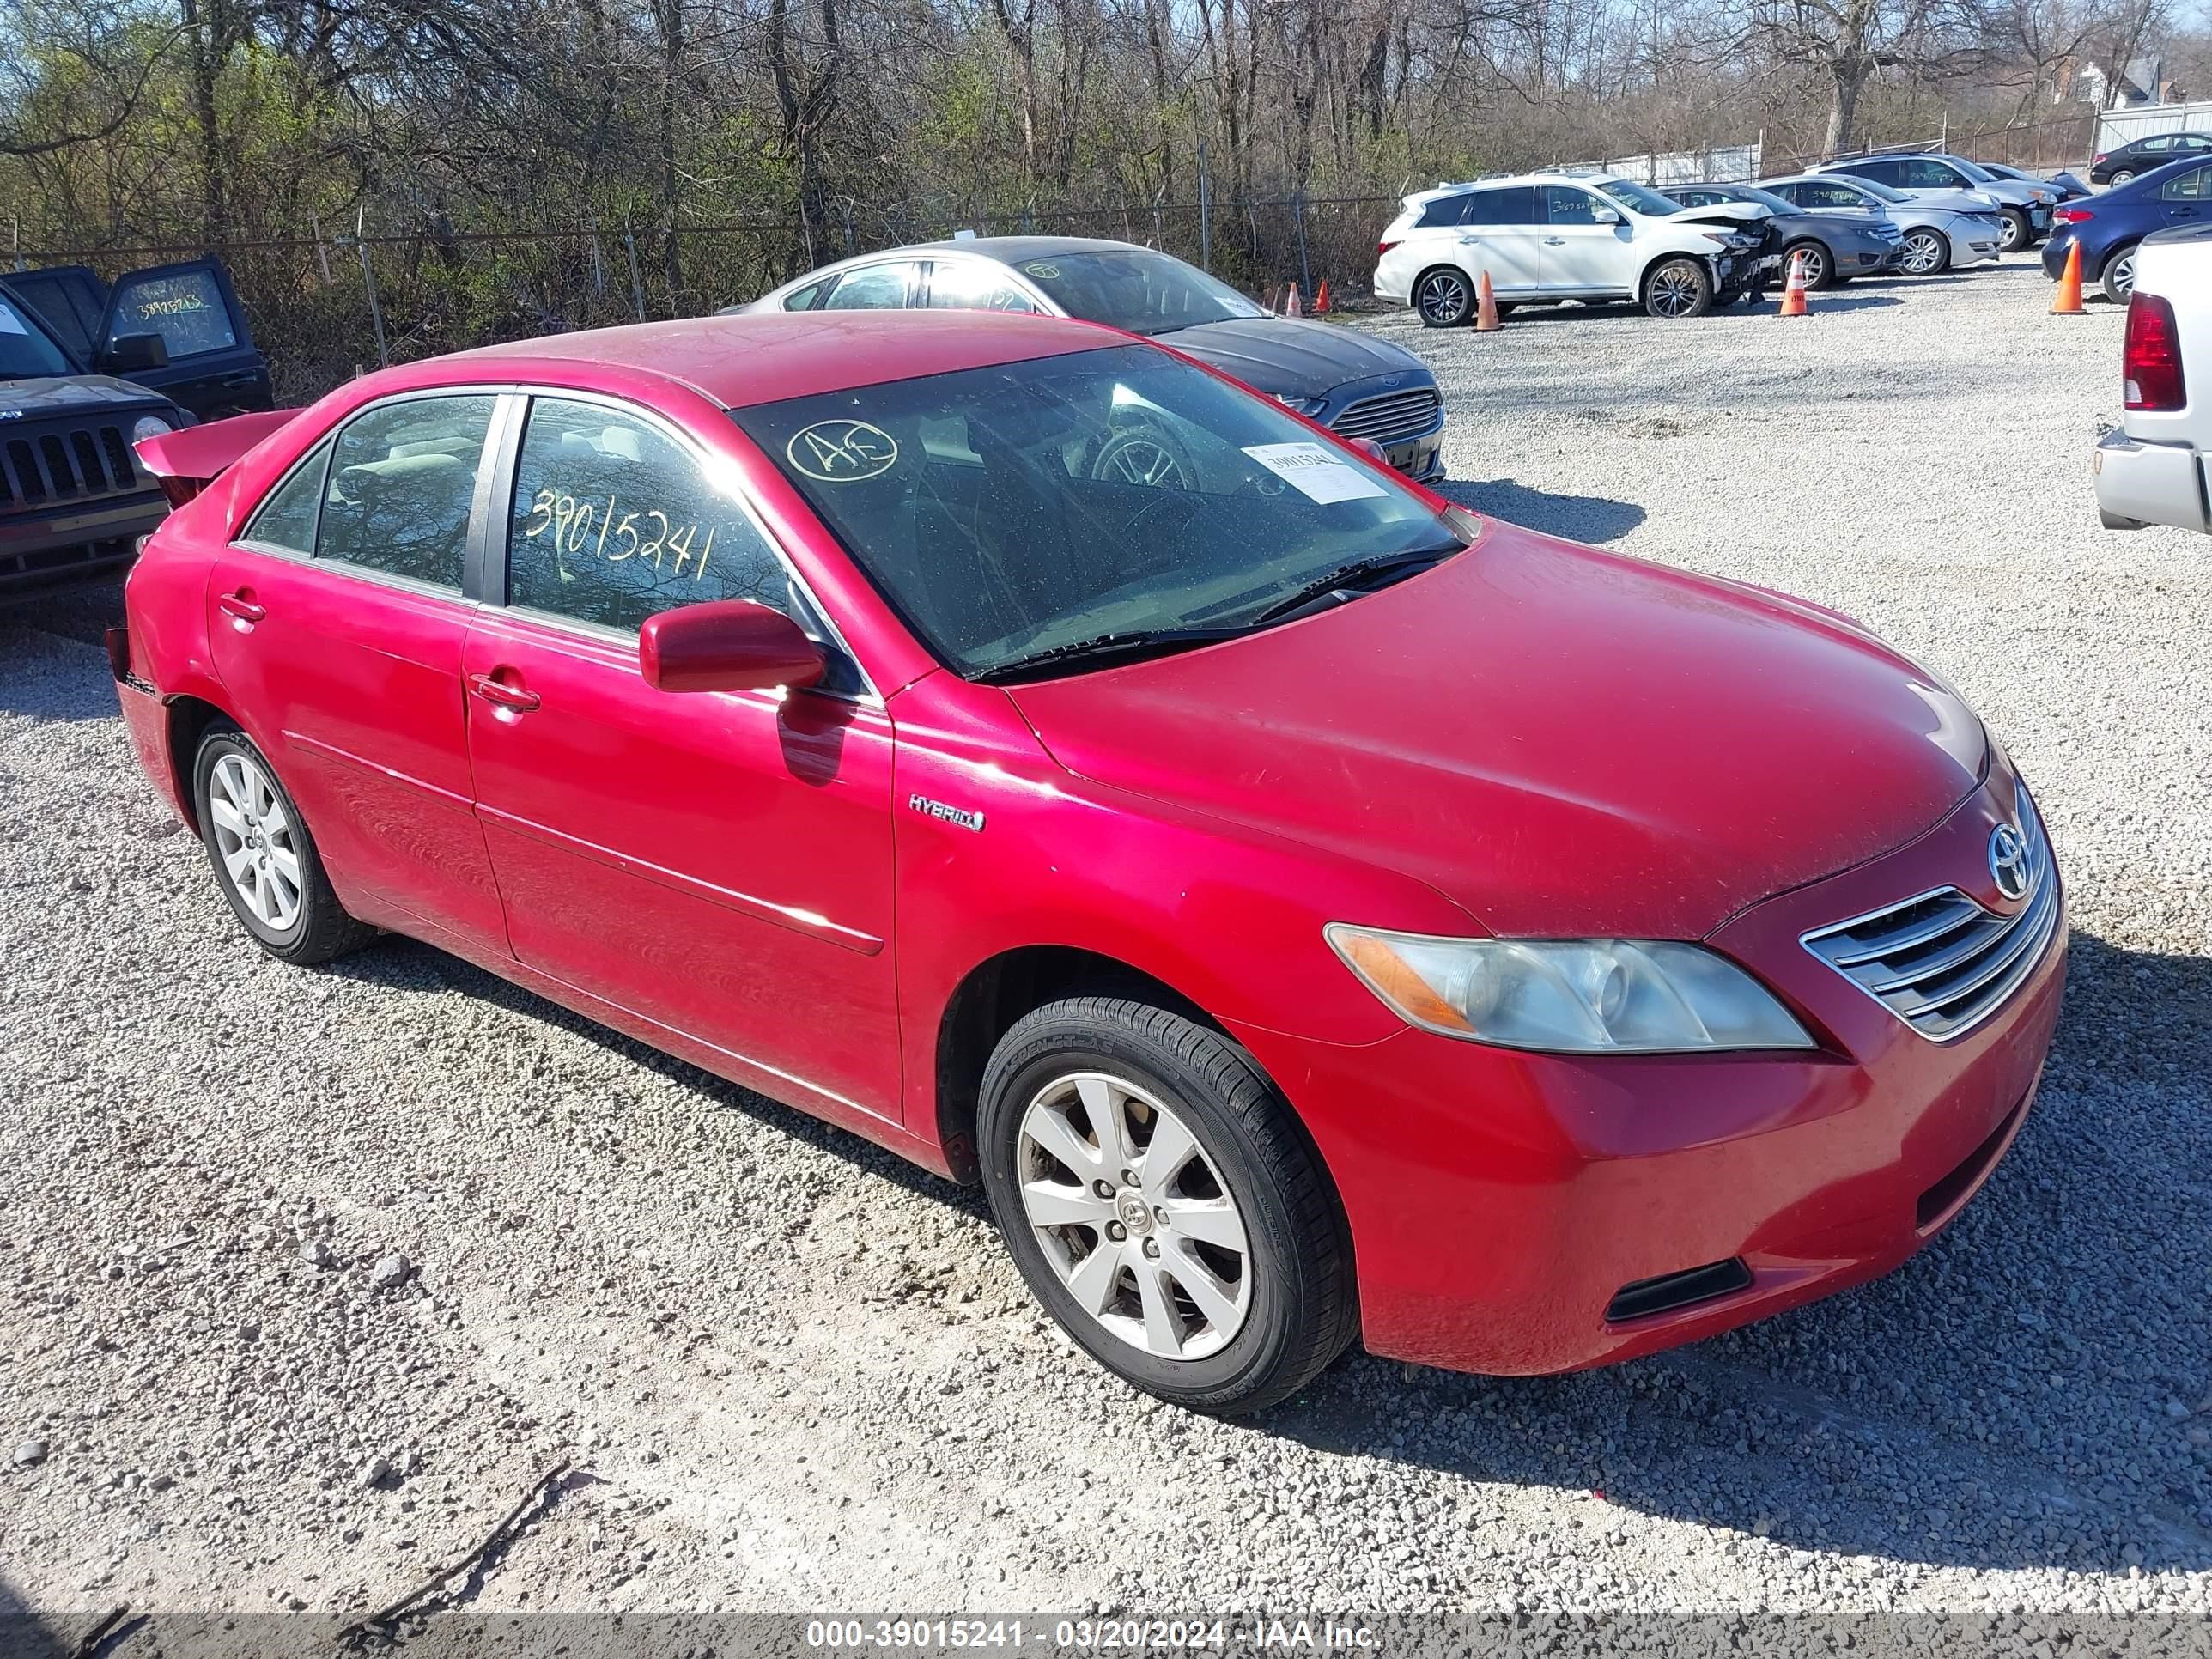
[
  {"left": 1801, "top": 795, "right": 2058, "bottom": 1042},
  {"left": 0, "top": 421, "right": 140, "bottom": 509},
  {"left": 1330, "top": 387, "right": 1441, "bottom": 446}
]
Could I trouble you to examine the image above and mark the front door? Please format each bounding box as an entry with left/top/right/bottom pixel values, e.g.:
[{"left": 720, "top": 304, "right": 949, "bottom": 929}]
[
  {"left": 206, "top": 391, "right": 508, "bottom": 951},
  {"left": 95, "top": 259, "right": 273, "bottom": 420},
  {"left": 1536, "top": 185, "right": 1632, "bottom": 295},
  {"left": 460, "top": 392, "right": 903, "bottom": 1122}
]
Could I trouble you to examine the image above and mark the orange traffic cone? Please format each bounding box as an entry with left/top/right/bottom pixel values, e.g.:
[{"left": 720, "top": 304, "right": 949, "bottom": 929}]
[
  {"left": 2051, "top": 242, "right": 2085, "bottom": 314},
  {"left": 1283, "top": 282, "right": 1304, "bottom": 317},
  {"left": 1474, "top": 270, "right": 1500, "bottom": 331},
  {"left": 1315, "top": 278, "right": 1332, "bottom": 314},
  {"left": 1778, "top": 249, "right": 1809, "bottom": 317}
]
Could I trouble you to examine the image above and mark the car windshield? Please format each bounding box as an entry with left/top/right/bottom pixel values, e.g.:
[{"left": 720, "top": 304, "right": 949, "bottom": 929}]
[
  {"left": 1597, "top": 179, "right": 1686, "bottom": 216},
  {"left": 1007, "top": 250, "right": 1269, "bottom": 336},
  {"left": 0, "top": 295, "right": 77, "bottom": 380},
  {"left": 732, "top": 343, "right": 1468, "bottom": 680}
]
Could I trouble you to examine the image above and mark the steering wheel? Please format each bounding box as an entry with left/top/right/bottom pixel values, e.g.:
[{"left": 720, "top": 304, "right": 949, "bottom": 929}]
[{"left": 1091, "top": 428, "right": 1195, "bottom": 491}]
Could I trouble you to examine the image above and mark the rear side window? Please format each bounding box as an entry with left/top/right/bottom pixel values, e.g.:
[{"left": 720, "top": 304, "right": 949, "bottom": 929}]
[
  {"left": 242, "top": 441, "right": 332, "bottom": 553},
  {"left": 2161, "top": 166, "right": 2212, "bottom": 201},
  {"left": 1462, "top": 187, "right": 1536, "bottom": 226},
  {"left": 1414, "top": 195, "right": 1471, "bottom": 228},
  {"left": 822, "top": 264, "right": 917, "bottom": 310},
  {"left": 1673, "top": 189, "right": 1723, "bottom": 208},
  {"left": 507, "top": 398, "right": 795, "bottom": 631},
  {"left": 782, "top": 281, "right": 827, "bottom": 312},
  {"left": 315, "top": 395, "right": 496, "bottom": 591},
  {"left": 1849, "top": 160, "right": 1901, "bottom": 186},
  {"left": 104, "top": 268, "right": 237, "bottom": 360}
]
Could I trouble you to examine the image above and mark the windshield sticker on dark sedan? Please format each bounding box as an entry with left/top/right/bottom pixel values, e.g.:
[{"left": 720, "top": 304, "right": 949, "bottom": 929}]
[
  {"left": 788, "top": 419, "right": 899, "bottom": 483},
  {"left": 1243, "top": 441, "right": 1389, "bottom": 506},
  {"left": 1019, "top": 262, "right": 1061, "bottom": 279}
]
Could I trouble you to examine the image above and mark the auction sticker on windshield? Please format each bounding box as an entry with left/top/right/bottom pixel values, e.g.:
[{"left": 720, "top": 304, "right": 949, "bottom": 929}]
[{"left": 1243, "top": 441, "right": 1389, "bottom": 506}]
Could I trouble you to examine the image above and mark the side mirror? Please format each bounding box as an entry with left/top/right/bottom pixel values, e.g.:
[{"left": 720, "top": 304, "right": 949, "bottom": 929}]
[
  {"left": 640, "top": 600, "right": 826, "bottom": 694},
  {"left": 1592, "top": 204, "right": 1622, "bottom": 225},
  {"left": 100, "top": 332, "right": 170, "bottom": 374}
]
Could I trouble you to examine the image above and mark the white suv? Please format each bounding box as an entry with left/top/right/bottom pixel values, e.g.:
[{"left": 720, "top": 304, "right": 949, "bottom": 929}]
[{"left": 1372, "top": 172, "right": 1774, "bottom": 325}]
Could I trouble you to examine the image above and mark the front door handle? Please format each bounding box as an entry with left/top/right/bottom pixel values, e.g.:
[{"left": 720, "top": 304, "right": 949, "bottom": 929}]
[
  {"left": 220, "top": 370, "right": 264, "bottom": 388},
  {"left": 217, "top": 590, "right": 265, "bottom": 625},
  {"left": 1543, "top": 236, "right": 1566, "bottom": 246},
  {"left": 468, "top": 672, "right": 541, "bottom": 714}
]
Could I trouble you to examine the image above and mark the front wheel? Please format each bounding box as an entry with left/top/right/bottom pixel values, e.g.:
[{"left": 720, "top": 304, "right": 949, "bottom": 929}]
[
  {"left": 192, "top": 725, "right": 376, "bottom": 965},
  {"left": 2100, "top": 244, "right": 2140, "bottom": 304},
  {"left": 1784, "top": 240, "right": 1837, "bottom": 289},
  {"left": 1900, "top": 228, "right": 1951, "bottom": 276},
  {"left": 1997, "top": 209, "right": 2031, "bottom": 252},
  {"left": 1413, "top": 267, "right": 1474, "bottom": 328},
  {"left": 1644, "top": 257, "right": 1713, "bottom": 319},
  {"left": 978, "top": 996, "right": 1358, "bottom": 1413}
]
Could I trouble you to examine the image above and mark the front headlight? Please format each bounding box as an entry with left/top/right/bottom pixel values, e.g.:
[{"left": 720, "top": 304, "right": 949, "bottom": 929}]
[
  {"left": 131, "top": 415, "right": 176, "bottom": 445},
  {"left": 1273, "top": 394, "right": 1329, "bottom": 419},
  {"left": 1325, "top": 927, "right": 1815, "bottom": 1054}
]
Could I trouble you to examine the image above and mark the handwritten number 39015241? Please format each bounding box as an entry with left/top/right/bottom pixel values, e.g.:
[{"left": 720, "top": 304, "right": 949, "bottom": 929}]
[{"left": 524, "top": 489, "right": 715, "bottom": 583}]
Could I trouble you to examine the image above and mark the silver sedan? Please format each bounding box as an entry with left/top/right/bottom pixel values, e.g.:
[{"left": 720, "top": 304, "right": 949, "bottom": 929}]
[{"left": 1760, "top": 173, "right": 2005, "bottom": 276}]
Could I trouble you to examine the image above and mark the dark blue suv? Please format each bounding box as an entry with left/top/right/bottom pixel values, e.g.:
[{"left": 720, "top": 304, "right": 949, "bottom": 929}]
[{"left": 2043, "top": 156, "right": 2212, "bottom": 301}]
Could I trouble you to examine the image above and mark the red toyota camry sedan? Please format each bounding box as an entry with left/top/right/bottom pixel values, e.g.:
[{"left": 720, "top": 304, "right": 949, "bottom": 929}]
[{"left": 111, "top": 311, "right": 2063, "bottom": 1413}]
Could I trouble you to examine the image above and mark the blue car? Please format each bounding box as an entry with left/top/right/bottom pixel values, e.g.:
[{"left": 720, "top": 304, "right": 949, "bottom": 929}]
[{"left": 2043, "top": 155, "right": 2212, "bottom": 301}]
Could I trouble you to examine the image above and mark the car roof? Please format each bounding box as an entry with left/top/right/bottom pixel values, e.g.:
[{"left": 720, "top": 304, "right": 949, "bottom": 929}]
[{"left": 440, "top": 310, "right": 1127, "bottom": 410}]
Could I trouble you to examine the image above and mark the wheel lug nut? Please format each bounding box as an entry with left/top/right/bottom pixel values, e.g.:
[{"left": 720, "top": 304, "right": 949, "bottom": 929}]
[
  {"left": 1141, "top": 1237, "right": 1160, "bottom": 1258},
  {"left": 1106, "top": 1222, "right": 1127, "bottom": 1242},
  {"left": 1093, "top": 1180, "right": 1115, "bottom": 1200},
  {"left": 1154, "top": 1206, "right": 1169, "bottom": 1225},
  {"left": 1120, "top": 1169, "right": 1138, "bottom": 1187}
]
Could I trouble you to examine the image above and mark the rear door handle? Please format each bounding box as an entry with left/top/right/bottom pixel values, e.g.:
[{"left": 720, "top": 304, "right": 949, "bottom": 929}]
[
  {"left": 468, "top": 672, "right": 541, "bottom": 714},
  {"left": 217, "top": 590, "right": 265, "bottom": 624},
  {"left": 1542, "top": 237, "right": 1566, "bottom": 246}
]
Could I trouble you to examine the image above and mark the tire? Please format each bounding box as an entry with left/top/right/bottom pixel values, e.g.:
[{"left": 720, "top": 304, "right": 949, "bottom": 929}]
[
  {"left": 2100, "top": 243, "right": 2140, "bottom": 305},
  {"left": 1643, "top": 257, "right": 1712, "bottom": 319},
  {"left": 1997, "top": 209, "right": 2031, "bottom": 253},
  {"left": 1900, "top": 228, "right": 1951, "bottom": 276},
  {"left": 1413, "top": 267, "right": 1474, "bottom": 328},
  {"left": 977, "top": 996, "right": 1358, "bottom": 1414},
  {"left": 1783, "top": 240, "right": 1838, "bottom": 290},
  {"left": 192, "top": 723, "right": 376, "bottom": 965},
  {"left": 2108, "top": 169, "right": 2136, "bottom": 186}
]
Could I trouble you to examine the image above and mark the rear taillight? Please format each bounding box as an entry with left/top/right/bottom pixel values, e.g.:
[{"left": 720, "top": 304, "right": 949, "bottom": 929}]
[
  {"left": 2124, "top": 292, "right": 2186, "bottom": 412},
  {"left": 2092, "top": 152, "right": 2108, "bottom": 165},
  {"left": 2055, "top": 206, "right": 2094, "bottom": 224},
  {"left": 1377, "top": 239, "right": 1400, "bottom": 257}
]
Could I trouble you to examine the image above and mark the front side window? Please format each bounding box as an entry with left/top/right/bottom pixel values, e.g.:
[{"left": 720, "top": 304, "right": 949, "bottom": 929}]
[
  {"left": 505, "top": 396, "right": 856, "bottom": 688},
  {"left": 104, "top": 267, "right": 238, "bottom": 359},
  {"left": 315, "top": 395, "right": 495, "bottom": 591},
  {"left": 1899, "top": 159, "right": 1963, "bottom": 189},
  {"left": 1007, "top": 250, "right": 1268, "bottom": 335},
  {"left": 0, "top": 295, "right": 76, "bottom": 380},
  {"left": 2180, "top": 136, "right": 2212, "bottom": 152},
  {"left": 1542, "top": 186, "right": 1607, "bottom": 225},
  {"left": 731, "top": 344, "right": 1467, "bottom": 681},
  {"left": 925, "top": 262, "right": 1039, "bottom": 313},
  {"left": 823, "top": 264, "right": 917, "bottom": 310}
]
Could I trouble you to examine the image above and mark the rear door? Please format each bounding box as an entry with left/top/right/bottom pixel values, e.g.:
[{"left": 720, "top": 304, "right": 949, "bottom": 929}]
[
  {"left": 95, "top": 259, "right": 273, "bottom": 419},
  {"left": 207, "top": 390, "right": 510, "bottom": 952},
  {"left": 2158, "top": 163, "right": 2212, "bottom": 228},
  {"left": 1446, "top": 186, "right": 1543, "bottom": 295}
]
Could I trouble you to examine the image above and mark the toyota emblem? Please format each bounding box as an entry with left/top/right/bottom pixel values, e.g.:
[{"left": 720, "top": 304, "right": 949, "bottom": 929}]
[{"left": 1988, "top": 823, "right": 2030, "bottom": 902}]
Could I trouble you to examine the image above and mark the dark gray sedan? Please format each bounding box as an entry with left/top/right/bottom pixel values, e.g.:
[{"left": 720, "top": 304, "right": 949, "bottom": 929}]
[
  {"left": 1664, "top": 182, "right": 1904, "bottom": 289},
  {"left": 733, "top": 237, "right": 1446, "bottom": 483}
]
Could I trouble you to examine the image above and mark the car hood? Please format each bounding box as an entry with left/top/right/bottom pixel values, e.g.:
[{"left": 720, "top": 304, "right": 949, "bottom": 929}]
[
  {"left": 1158, "top": 318, "right": 1430, "bottom": 399},
  {"left": 1008, "top": 520, "right": 1987, "bottom": 940},
  {"left": 1666, "top": 202, "right": 1771, "bottom": 230},
  {"left": 1909, "top": 190, "right": 2001, "bottom": 217},
  {"left": 0, "top": 374, "right": 173, "bottom": 415}
]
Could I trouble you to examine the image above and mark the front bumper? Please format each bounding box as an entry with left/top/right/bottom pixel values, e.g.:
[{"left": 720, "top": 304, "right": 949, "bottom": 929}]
[
  {"left": 0, "top": 489, "right": 168, "bottom": 594},
  {"left": 2095, "top": 426, "right": 2212, "bottom": 533},
  {"left": 1232, "top": 775, "right": 2066, "bottom": 1376}
]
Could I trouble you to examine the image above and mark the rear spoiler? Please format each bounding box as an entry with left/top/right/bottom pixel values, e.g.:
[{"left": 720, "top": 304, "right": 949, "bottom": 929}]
[{"left": 135, "top": 407, "right": 303, "bottom": 508}]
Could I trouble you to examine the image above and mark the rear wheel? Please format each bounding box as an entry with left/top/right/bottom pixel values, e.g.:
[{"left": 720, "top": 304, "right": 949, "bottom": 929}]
[
  {"left": 1643, "top": 258, "right": 1712, "bottom": 319},
  {"left": 1900, "top": 228, "right": 1950, "bottom": 276},
  {"left": 192, "top": 725, "right": 375, "bottom": 965},
  {"left": 978, "top": 996, "right": 1358, "bottom": 1414},
  {"left": 1413, "top": 267, "right": 1474, "bottom": 327},
  {"left": 2108, "top": 168, "right": 2136, "bottom": 186},
  {"left": 2100, "top": 243, "right": 2140, "bottom": 304},
  {"left": 1997, "top": 209, "right": 2031, "bottom": 252},
  {"left": 1784, "top": 240, "right": 1837, "bottom": 289}
]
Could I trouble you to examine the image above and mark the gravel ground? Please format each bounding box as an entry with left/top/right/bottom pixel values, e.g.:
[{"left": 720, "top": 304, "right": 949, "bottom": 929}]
[{"left": 2, "top": 262, "right": 2208, "bottom": 1631}]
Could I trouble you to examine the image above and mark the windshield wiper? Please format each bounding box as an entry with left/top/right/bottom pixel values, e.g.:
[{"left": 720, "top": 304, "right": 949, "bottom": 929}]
[
  {"left": 971, "top": 625, "right": 1249, "bottom": 684},
  {"left": 1249, "top": 547, "right": 1458, "bottom": 626}
]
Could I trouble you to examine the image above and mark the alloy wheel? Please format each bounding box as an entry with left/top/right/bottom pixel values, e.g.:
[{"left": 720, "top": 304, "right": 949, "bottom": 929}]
[
  {"left": 1094, "top": 434, "right": 1192, "bottom": 489},
  {"left": 1902, "top": 231, "right": 1944, "bottom": 275},
  {"left": 2106, "top": 250, "right": 2136, "bottom": 299},
  {"left": 1015, "top": 1072, "right": 1252, "bottom": 1360},
  {"left": 2110, "top": 170, "right": 2135, "bottom": 185},
  {"left": 1796, "top": 245, "right": 1829, "bottom": 286},
  {"left": 1999, "top": 213, "right": 2025, "bottom": 252},
  {"left": 207, "top": 750, "right": 303, "bottom": 933},
  {"left": 1415, "top": 271, "right": 1469, "bottom": 326},
  {"left": 1649, "top": 265, "right": 1702, "bottom": 318}
]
